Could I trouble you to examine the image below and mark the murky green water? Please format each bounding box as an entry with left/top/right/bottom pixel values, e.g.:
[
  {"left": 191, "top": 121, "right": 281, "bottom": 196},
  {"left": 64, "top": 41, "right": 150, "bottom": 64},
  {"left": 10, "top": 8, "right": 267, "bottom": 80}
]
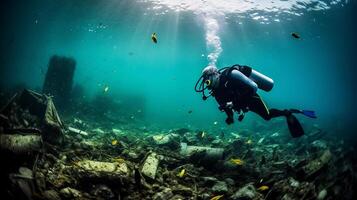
[{"left": 0, "top": 0, "right": 356, "bottom": 135}]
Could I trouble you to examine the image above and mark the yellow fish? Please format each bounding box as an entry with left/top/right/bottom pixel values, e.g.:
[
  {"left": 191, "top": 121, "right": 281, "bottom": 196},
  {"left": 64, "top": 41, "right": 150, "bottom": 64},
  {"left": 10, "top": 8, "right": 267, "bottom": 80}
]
[
  {"left": 104, "top": 86, "right": 109, "bottom": 93},
  {"left": 177, "top": 168, "right": 186, "bottom": 178},
  {"left": 111, "top": 140, "right": 118, "bottom": 146},
  {"left": 151, "top": 33, "right": 157, "bottom": 43},
  {"left": 113, "top": 157, "right": 125, "bottom": 163},
  {"left": 230, "top": 158, "right": 245, "bottom": 165},
  {"left": 257, "top": 185, "right": 269, "bottom": 191},
  {"left": 210, "top": 195, "right": 224, "bottom": 200},
  {"left": 246, "top": 139, "right": 252, "bottom": 145}
]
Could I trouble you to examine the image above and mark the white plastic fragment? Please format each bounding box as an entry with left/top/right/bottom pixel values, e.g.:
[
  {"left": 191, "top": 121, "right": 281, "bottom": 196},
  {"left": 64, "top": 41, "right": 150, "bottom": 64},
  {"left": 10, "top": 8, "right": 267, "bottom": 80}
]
[
  {"left": 141, "top": 152, "right": 160, "bottom": 179},
  {"left": 68, "top": 127, "right": 88, "bottom": 136}
]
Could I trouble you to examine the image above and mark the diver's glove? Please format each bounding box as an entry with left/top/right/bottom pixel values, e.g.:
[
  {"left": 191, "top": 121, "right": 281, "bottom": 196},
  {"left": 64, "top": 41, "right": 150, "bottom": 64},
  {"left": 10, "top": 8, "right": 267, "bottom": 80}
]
[
  {"left": 238, "top": 112, "right": 245, "bottom": 121},
  {"left": 225, "top": 117, "right": 234, "bottom": 125},
  {"left": 219, "top": 102, "right": 234, "bottom": 125}
]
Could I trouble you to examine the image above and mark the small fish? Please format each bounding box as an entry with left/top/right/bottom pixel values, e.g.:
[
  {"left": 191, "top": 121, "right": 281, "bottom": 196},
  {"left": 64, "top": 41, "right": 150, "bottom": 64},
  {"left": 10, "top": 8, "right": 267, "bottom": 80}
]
[
  {"left": 257, "top": 185, "right": 269, "bottom": 191},
  {"left": 210, "top": 195, "right": 224, "bottom": 200},
  {"left": 188, "top": 110, "right": 193, "bottom": 114},
  {"left": 104, "top": 86, "right": 109, "bottom": 93},
  {"left": 128, "top": 52, "right": 134, "bottom": 56},
  {"left": 291, "top": 32, "right": 300, "bottom": 39},
  {"left": 151, "top": 33, "right": 157, "bottom": 43},
  {"left": 246, "top": 139, "right": 252, "bottom": 145},
  {"left": 201, "top": 131, "right": 206, "bottom": 138},
  {"left": 230, "top": 158, "right": 245, "bottom": 165},
  {"left": 213, "top": 121, "right": 218, "bottom": 125},
  {"left": 113, "top": 157, "right": 125, "bottom": 163},
  {"left": 177, "top": 168, "right": 186, "bottom": 178},
  {"left": 111, "top": 140, "right": 118, "bottom": 146}
]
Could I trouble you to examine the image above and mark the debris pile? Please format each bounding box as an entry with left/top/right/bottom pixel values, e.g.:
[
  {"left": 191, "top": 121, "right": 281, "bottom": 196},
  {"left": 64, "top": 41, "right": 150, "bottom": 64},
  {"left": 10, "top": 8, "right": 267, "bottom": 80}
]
[{"left": 0, "top": 90, "right": 356, "bottom": 199}]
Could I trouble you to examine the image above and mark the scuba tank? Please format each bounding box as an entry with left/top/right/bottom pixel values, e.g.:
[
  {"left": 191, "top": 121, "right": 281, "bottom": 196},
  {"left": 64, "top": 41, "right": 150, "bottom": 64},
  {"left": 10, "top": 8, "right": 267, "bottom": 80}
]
[
  {"left": 232, "top": 65, "right": 274, "bottom": 92},
  {"left": 249, "top": 69, "right": 274, "bottom": 91}
]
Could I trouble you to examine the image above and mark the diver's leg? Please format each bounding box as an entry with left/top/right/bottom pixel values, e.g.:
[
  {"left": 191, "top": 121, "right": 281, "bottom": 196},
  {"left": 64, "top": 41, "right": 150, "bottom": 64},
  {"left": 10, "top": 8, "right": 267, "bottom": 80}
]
[
  {"left": 247, "top": 94, "right": 273, "bottom": 120},
  {"left": 247, "top": 94, "right": 293, "bottom": 119},
  {"left": 268, "top": 109, "right": 290, "bottom": 118},
  {"left": 247, "top": 94, "right": 304, "bottom": 137}
]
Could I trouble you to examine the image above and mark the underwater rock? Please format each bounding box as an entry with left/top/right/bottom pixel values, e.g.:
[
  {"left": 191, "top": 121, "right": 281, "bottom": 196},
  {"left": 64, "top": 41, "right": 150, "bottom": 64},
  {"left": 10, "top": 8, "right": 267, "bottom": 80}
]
[
  {"left": 288, "top": 177, "right": 300, "bottom": 188},
  {"left": 229, "top": 139, "right": 245, "bottom": 153},
  {"left": 300, "top": 149, "right": 332, "bottom": 178},
  {"left": 307, "top": 129, "right": 324, "bottom": 142},
  {"left": 42, "top": 190, "right": 61, "bottom": 200},
  {"left": 317, "top": 189, "right": 327, "bottom": 200},
  {"left": 141, "top": 152, "right": 160, "bottom": 180},
  {"left": 271, "top": 178, "right": 316, "bottom": 199},
  {"left": 17, "top": 167, "right": 33, "bottom": 179},
  {"left": 201, "top": 176, "right": 219, "bottom": 185},
  {"left": 73, "top": 160, "right": 129, "bottom": 180},
  {"left": 272, "top": 161, "right": 286, "bottom": 168},
  {"left": 173, "top": 128, "right": 190, "bottom": 135},
  {"left": 35, "top": 171, "right": 46, "bottom": 192},
  {"left": 310, "top": 140, "right": 328, "bottom": 152},
  {"left": 79, "top": 140, "right": 100, "bottom": 150},
  {"left": 152, "top": 134, "right": 171, "bottom": 145},
  {"left": 153, "top": 187, "right": 173, "bottom": 200},
  {"left": 170, "top": 194, "right": 186, "bottom": 200},
  {"left": 8, "top": 166, "right": 36, "bottom": 199},
  {"left": 231, "top": 183, "right": 262, "bottom": 200},
  {"left": 172, "top": 185, "right": 193, "bottom": 196},
  {"left": 0, "top": 134, "right": 42, "bottom": 154},
  {"left": 127, "top": 151, "right": 139, "bottom": 159},
  {"left": 224, "top": 178, "right": 235, "bottom": 186},
  {"left": 211, "top": 138, "right": 223, "bottom": 146},
  {"left": 59, "top": 187, "right": 82, "bottom": 199},
  {"left": 151, "top": 133, "right": 180, "bottom": 150},
  {"left": 91, "top": 184, "right": 115, "bottom": 199},
  {"left": 183, "top": 132, "right": 198, "bottom": 144},
  {"left": 281, "top": 194, "right": 293, "bottom": 200},
  {"left": 211, "top": 181, "right": 228, "bottom": 194}
]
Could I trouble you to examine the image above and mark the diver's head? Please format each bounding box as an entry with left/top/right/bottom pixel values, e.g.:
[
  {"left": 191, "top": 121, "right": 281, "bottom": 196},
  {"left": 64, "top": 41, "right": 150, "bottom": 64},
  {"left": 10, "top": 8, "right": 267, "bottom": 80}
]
[{"left": 202, "top": 66, "right": 220, "bottom": 90}]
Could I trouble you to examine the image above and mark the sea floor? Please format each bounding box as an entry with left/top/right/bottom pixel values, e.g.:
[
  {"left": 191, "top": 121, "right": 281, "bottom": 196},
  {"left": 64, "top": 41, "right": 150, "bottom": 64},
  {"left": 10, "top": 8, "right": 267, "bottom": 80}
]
[{"left": 0, "top": 90, "right": 356, "bottom": 200}]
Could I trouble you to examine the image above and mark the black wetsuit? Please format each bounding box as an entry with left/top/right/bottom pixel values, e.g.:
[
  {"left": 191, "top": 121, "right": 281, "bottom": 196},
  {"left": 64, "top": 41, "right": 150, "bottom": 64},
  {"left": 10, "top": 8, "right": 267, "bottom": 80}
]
[{"left": 212, "top": 66, "right": 290, "bottom": 125}]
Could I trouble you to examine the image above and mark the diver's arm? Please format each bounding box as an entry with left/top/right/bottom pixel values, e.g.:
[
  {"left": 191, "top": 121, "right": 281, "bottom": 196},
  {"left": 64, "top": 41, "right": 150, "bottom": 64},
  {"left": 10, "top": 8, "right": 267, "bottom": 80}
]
[
  {"left": 219, "top": 105, "right": 234, "bottom": 125},
  {"left": 216, "top": 98, "right": 234, "bottom": 124},
  {"left": 224, "top": 109, "right": 234, "bottom": 124},
  {"left": 229, "top": 69, "right": 258, "bottom": 96}
]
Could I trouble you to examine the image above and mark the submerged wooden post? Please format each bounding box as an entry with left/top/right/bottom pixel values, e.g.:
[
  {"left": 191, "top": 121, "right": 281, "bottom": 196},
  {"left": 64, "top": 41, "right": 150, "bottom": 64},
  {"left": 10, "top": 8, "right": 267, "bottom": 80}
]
[{"left": 42, "top": 55, "right": 76, "bottom": 107}]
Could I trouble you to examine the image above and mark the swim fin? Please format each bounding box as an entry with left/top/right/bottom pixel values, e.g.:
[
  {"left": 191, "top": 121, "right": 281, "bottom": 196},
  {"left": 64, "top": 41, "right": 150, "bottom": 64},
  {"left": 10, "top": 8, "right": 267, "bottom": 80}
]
[
  {"left": 301, "top": 110, "right": 317, "bottom": 118},
  {"left": 289, "top": 109, "right": 317, "bottom": 118},
  {"left": 286, "top": 114, "right": 305, "bottom": 138}
]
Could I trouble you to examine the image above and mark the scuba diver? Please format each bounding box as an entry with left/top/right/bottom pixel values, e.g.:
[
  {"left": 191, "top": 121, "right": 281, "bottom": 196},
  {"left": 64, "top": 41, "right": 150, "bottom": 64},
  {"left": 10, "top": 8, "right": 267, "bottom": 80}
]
[{"left": 194, "top": 64, "right": 317, "bottom": 138}]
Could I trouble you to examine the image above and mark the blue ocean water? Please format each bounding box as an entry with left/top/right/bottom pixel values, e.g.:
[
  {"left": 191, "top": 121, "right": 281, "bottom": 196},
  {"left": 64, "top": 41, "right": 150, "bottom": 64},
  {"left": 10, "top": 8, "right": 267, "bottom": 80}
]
[{"left": 0, "top": 0, "right": 356, "bottom": 136}]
